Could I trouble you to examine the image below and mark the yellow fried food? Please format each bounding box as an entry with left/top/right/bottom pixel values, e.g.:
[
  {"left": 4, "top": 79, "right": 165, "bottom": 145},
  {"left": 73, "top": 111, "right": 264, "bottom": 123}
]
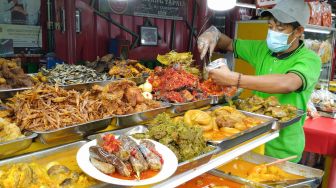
[
  {"left": 184, "top": 110, "right": 213, "bottom": 131},
  {"left": 0, "top": 163, "right": 97, "bottom": 188},
  {"left": 0, "top": 118, "right": 24, "bottom": 142}
]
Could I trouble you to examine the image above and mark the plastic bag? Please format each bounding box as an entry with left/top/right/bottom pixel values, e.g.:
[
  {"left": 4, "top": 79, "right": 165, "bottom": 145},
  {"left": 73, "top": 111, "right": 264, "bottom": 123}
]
[
  {"left": 308, "top": 2, "right": 322, "bottom": 26},
  {"left": 307, "top": 100, "right": 320, "bottom": 119},
  {"left": 311, "top": 89, "right": 336, "bottom": 112}
]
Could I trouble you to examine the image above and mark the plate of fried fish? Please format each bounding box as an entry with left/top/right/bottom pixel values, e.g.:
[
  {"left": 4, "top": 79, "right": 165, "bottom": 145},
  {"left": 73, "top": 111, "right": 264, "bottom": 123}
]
[{"left": 77, "top": 134, "right": 178, "bottom": 186}]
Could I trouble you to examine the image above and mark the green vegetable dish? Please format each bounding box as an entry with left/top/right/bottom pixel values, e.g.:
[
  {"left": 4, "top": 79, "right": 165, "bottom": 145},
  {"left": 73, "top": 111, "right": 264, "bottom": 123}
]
[{"left": 132, "top": 113, "right": 213, "bottom": 162}]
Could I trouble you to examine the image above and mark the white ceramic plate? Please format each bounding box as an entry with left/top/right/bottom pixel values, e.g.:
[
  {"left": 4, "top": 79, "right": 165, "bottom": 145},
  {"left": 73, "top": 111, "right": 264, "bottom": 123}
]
[{"left": 77, "top": 139, "right": 178, "bottom": 186}]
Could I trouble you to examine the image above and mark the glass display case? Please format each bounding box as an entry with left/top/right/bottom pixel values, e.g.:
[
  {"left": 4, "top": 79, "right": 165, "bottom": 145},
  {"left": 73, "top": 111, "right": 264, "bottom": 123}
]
[{"left": 304, "top": 25, "right": 336, "bottom": 89}]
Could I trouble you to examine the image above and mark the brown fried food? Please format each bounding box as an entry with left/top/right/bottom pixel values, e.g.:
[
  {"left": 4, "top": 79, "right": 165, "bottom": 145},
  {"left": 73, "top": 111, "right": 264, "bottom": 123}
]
[
  {"left": 5, "top": 84, "right": 111, "bottom": 131},
  {"left": 0, "top": 58, "right": 33, "bottom": 89},
  {"left": 90, "top": 80, "right": 161, "bottom": 115}
]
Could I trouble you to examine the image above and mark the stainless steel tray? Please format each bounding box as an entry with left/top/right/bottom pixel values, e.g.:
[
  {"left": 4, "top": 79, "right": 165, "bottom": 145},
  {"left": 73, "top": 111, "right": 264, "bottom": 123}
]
[
  {"left": 0, "top": 141, "right": 110, "bottom": 188},
  {"left": 207, "top": 108, "right": 277, "bottom": 150},
  {"left": 169, "top": 98, "right": 212, "bottom": 115},
  {"left": 113, "top": 103, "right": 171, "bottom": 127},
  {"left": 34, "top": 117, "right": 112, "bottom": 144},
  {"left": 0, "top": 132, "right": 37, "bottom": 159},
  {"left": 60, "top": 80, "right": 115, "bottom": 91},
  {"left": 119, "top": 76, "right": 148, "bottom": 85},
  {"left": 278, "top": 109, "right": 306, "bottom": 128},
  {"left": 87, "top": 125, "right": 221, "bottom": 176},
  {"left": 213, "top": 151, "right": 324, "bottom": 188},
  {"left": 0, "top": 87, "right": 31, "bottom": 99},
  {"left": 210, "top": 88, "right": 243, "bottom": 105},
  {"left": 174, "top": 145, "right": 220, "bottom": 175}
]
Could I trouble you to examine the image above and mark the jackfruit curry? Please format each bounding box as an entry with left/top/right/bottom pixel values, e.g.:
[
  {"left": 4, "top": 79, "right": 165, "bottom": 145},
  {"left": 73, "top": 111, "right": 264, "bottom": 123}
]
[{"left": 218, "top": 159, "right": 303, "bottom": 183}]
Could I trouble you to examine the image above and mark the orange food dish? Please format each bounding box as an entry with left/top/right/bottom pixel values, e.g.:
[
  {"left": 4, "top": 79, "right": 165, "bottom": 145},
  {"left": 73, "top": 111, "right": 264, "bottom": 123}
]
[
  {"left": 218, "top": 159, "right": 303, "bottom": 183},
  {"left": 177, "top": 173, "right": 244, "bottom": 188},
  {"left": 184, "top": 107, "right": 263, "bottom": 141},
  {"left": 201, "top": 79, "right": 237, "bottom": 96}
]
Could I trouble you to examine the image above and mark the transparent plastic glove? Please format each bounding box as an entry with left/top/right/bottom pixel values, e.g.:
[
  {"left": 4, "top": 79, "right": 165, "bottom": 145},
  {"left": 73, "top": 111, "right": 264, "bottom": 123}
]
[{"left": 197, "top": 26, "right": 221, "bottom": 60}]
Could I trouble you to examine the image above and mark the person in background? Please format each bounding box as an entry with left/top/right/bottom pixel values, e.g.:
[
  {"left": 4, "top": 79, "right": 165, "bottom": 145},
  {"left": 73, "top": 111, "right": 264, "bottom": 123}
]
[
  {"left": 20, "top": 0, "right": 40, "bottom": 25},
  {"left": 0, "top": 0, "right": 16, "bottom": 24},
  {"left": 197, "top": 0, "right": 321, "bottom": 162}
]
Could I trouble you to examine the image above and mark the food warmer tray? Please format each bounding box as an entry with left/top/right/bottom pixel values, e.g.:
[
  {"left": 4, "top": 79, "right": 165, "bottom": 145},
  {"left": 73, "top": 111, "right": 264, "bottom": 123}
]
[
  {"left": 119, "top": 76, "right": 148, "bottom": 85},
  {"left": 112, "top": 102, "right": 171, "bottom": 127},
  {"left": 210, "top": 151, "right": 324, "bottom": 188},
  {"left": 34, "top": 117, "right": 112, "bottom": 144},
  {"left": 169, "top": 98, "right": 212, "bottom": 115},
  {"left": 0, "top": 87, "right": 31, "bottom": 99},
  {"left": 60, "top": 80, "right": 115, "bottom": 91},
  {"left": 278, "top": 109, "right": 306, "bottom": 128},
  {"left": 0, "top": 141, "right": 111, "bottom": 188},
  {"left": 314, "top": 104, "right": 336, "bottom": 118},
  {"left": 0, "top": 80, "right": 115, "bottom": 100},
  {"left": 207, "top": 107, "right": 277, "bottom": 150},
  {"left": 0, "top": 132, "right": 38, "bottom": 159},
  {"left": 87, "top": 125, "right": 221, "bottom": 176},
  {"left": 210, "top": 88, "right": 243, "bottom": 105}
]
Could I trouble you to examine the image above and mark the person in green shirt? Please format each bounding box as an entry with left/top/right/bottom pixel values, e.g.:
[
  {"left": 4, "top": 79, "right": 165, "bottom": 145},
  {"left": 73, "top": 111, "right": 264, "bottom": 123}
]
[{"left": 197, "top": 0, "right": 321, "bottom": 163}]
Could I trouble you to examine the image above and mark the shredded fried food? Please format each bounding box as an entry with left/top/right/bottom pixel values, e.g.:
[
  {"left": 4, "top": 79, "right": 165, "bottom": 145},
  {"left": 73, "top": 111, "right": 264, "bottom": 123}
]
[
  {"left": 5, "top": 80, "right": 161, "bottom": 131},
  {"left": 6, "top": 84, "right": 110, "bottom": 131}
]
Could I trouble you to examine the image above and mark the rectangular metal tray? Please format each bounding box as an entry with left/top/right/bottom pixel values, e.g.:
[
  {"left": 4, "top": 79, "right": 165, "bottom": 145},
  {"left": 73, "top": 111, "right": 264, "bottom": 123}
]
[
  {"left": 87, "top": 125, "right": 221, "bottom": 176},
  {"left": 207, "top": 108, "right": 277, "bottom": 150},
  {"left": 112, "top": 103, "right": 171, "bottom": 127},
  {"left": 213, "top": 151, "right": 324, "bottom": 188},
  {"left": 169, "top": 98, "right": 212, "bottom": 115},
  {"left": 60, "top": 80, "right": 115, "bottom": 91},
  {"left": 210, "top": 88, "right": 243, "bottom": 105},
  {"left": 34, "top": 117, "right": 112, "bottom": 144},
  {"left": 0, "top": 141, "right": 110, "bottom": 188},
  {"left": 0, "top": 87, "right": 31, "bottom": 99},
  {"left": 0, "top": 132, "right": 38, "bottom": 159},
  {"left": 278, "top": 109, "right": 306, "bottom": 128},
  {"left": 0, "top": 80, "right": 116, "bottom": 100},
  {"left": 119, "top": 76, "right": 148, "bottom": 85}
]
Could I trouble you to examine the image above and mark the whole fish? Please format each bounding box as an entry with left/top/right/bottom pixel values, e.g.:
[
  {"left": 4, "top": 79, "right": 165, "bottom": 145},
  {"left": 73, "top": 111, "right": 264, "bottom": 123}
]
[
  {"left": 119, "top": 135, "right": 148, "bottom": 179},
  {"left": 89, "top": 146, "right": 131, "bottom": 177},
  {"left": 139, "top": 140, "right": 163, "bottom": 170},
  {"left": 90, "top": 157, "right": 115, "bottom": 174}
]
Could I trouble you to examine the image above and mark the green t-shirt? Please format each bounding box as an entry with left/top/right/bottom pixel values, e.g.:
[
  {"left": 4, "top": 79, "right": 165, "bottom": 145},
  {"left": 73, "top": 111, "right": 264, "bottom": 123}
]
[{"left": 233, "top": 39, "right": 321, "bottom": 162}]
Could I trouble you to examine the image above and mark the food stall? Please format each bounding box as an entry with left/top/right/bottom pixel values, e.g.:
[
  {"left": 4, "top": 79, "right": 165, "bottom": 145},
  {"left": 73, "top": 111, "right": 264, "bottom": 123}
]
[{"left": 0, "top": 0, "right": 334, "bottom": 188}]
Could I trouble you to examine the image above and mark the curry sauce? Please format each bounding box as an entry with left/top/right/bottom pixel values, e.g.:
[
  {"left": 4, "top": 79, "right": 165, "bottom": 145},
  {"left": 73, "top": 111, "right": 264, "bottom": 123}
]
[{"left": 218, "top": 159, "right": 303, "bottom": 183}]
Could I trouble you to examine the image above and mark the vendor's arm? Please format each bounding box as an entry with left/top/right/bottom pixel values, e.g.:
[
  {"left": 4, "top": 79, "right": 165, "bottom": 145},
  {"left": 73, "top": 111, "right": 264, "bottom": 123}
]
[{"left": 209, "top": 66, "right": 303, "bottom": 94}]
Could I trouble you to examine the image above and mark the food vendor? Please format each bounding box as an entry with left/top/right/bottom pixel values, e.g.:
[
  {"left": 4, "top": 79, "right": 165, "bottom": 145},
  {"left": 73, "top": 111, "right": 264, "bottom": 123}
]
[{"left": 197, "top": 0, "right": 321, "bottom": 163}]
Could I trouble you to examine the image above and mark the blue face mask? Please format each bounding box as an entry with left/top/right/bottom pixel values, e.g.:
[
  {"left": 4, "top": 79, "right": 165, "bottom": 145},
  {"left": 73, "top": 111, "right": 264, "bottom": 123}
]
[{"left": 266, "top": 29, "right": 296, "bottom": 53}]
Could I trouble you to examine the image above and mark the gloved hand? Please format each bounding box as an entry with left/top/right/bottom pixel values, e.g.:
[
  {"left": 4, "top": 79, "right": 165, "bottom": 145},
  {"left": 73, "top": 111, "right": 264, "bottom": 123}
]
[{"left": 197, "top": 26, "right": 221, "bottom": 60}]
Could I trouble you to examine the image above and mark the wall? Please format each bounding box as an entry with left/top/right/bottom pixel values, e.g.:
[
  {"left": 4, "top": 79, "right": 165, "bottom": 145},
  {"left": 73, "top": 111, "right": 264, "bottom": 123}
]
[{"left": 51, "top": 0, "right": 209, "bottom": 64}]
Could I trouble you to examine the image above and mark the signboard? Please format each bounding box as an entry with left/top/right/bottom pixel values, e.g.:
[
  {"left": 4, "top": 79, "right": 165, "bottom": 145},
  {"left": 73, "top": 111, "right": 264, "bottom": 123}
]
[
  {"left": 0, "top": 24, "right": 42, "bottom": 48},
  {"left": 99, "top": 0, "right": 187, "bottom": 20}
]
